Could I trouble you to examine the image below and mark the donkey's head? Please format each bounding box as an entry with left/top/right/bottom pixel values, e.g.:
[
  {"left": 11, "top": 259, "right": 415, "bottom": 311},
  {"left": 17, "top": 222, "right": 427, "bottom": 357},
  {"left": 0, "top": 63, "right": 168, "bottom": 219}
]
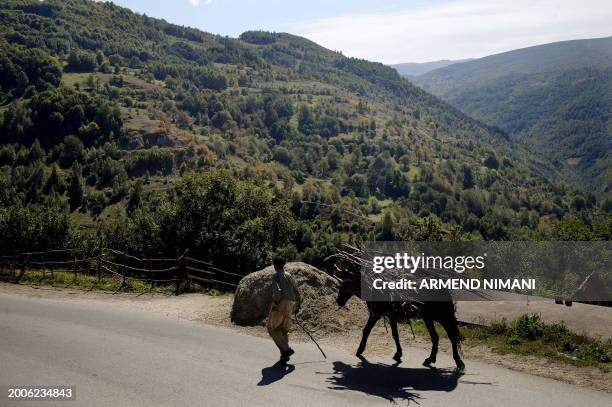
[
  {"left": 336, "top": 276, "right": 361, "bottom": 306},
  {"left": 328, "top": 244, "right": 366, "bottom": 307}
]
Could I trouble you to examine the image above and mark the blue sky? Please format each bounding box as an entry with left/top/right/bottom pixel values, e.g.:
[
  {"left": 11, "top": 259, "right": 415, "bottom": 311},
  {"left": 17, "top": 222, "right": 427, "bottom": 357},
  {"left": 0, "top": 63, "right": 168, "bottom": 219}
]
[{"left": 105, "top": 0, "right": 612, "bottom": 64}]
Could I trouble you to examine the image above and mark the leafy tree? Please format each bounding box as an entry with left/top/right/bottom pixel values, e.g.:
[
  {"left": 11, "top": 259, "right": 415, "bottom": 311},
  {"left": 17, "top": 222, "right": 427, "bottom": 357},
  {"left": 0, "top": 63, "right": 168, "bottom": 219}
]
[
  {"left": 127, "top": 179, "right": 143, "bottom": 215},
  {"left": 240, "top": 31, "right": 279, "bottom": 45},
  {"left": 0, "top": 43, "right": 61, "bottom": 99},
  {"left": 344, "top": 174, "right": 368, "bottom": 198},
  {"left": 85, "top": 191, "right": 106, "bottom": 218},
  {"left": 572, "top": 195, "right": 587, "bottom": 211},
  {"left": 484, "top": 152, "right": 499, "bottom": 169},
  {"left": 26, "top": 163, "right": 45, "bottom": 202},
  {"left": 43, "top": 164, "right": 64, "bottom": 194},
  {"left": 297, "top": 104, "right": 316, "bottom": 135},
  {"left": 602, "top": 197, "right": 612, "bottom": 213},
  {"left": 273, "top": 146, "right": 292, "bottom": 166},
  {"left": 27, "top": 139, "right": 45, "bottom": 163},
  {"left": 0, "top": 102, "right": 32, "bottom": 143},
  {"left": 2, "top": 87, "right": 122, "bottom": 147},
  {"left": 0, "top": 145, "right": 16, "bottom": 166},
  {"left": 462, "top": 165, "right": 475, "bottom": 189},
  {"left": 67, "top": 50, "right": 99, "bottom": 72},
  {"left": 78, "top": 121, "right": 102, "bottom": 145},
  {"left": 126, "top": 150, "right": 174, "bottom": 177},
  {"left": 68, "top": 162, "right": 84, "bottom": 211},
  {"left": 130, "top": 171, "right": 295, "bottom": 272},
  {"left": 59, "top": 135, "right": 85, "bottom": 167},
  {"left": 378, "top": 211, "right": 394, "bottom": 241},
  {"left": 0, "top": 198, "right": 71, "bottom": 254}
]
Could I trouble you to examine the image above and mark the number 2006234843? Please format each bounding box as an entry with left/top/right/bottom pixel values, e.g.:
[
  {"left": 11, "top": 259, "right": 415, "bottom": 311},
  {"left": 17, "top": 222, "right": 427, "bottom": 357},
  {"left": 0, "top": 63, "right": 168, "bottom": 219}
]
[{"left": 4, "top": 386, "right": 76, "bottom": 401}]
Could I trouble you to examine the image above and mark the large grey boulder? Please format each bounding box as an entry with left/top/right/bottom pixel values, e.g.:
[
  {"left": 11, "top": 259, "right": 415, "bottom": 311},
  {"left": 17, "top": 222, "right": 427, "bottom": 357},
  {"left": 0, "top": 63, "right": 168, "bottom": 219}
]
[{"left": 230, "top": 262, "right": 367, "bottom": 332}]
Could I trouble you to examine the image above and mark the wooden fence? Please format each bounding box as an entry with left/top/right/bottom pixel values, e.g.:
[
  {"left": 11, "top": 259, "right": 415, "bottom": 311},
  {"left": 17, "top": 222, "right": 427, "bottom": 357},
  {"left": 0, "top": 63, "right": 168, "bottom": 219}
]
[{"left": 0, "top": 248, "right": 242, "bottom": 294}]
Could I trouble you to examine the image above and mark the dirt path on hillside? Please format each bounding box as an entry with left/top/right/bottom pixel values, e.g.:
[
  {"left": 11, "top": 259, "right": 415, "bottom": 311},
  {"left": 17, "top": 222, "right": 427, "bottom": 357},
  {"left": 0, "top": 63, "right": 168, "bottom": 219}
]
[{"left": 1, "top": 282, "right": 609, "bottom": 392}]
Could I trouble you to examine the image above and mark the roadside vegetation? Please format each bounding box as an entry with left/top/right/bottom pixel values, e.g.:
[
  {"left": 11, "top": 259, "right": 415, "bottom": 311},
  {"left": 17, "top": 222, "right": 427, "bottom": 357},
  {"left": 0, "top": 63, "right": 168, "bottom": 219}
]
[
  {"left": 408, "top": 314, "right": 612, "bottom": 372},
  {"left": 0, "top": 267, "right": 229, "bottom": 296},
  {"left": 1, "top": 269, "right": 174, "bottom": 294}
]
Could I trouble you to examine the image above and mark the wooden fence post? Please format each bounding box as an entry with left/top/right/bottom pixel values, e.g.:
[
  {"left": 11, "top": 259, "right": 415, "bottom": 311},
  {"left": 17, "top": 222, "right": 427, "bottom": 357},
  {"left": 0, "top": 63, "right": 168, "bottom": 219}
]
[
  {"left": 16, "top": 253, "right": 29, "bottom": 283},
  {"left": 40, "top": 254, "right": 48, "bottom": 279},
  {"left": 121, "top": 252, "right": 127, "bottom": 289},
  {"left": 175, "top": 249, "right": 188, "bottom": 296},
  {"left": 73, "top": 249, "right": 78, "bottom": 280},
  {"left": 175, "top": 255, "right": 182, "bottom": 296},
  {"left": 96, "top": 249, "right": 102, "bottom": 282},
  {"left": 10, "top": 254, "right": 16, "bottom": 278},
  {"left": 147, "top": 244, "right": 153, "bottom": 289}
]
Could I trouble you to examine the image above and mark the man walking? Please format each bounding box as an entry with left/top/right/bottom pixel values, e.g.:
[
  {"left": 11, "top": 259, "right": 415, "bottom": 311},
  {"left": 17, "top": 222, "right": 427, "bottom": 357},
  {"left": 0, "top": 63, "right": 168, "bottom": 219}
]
[{"left": 267, "top": 257, "right": 301, "bottom": 363}]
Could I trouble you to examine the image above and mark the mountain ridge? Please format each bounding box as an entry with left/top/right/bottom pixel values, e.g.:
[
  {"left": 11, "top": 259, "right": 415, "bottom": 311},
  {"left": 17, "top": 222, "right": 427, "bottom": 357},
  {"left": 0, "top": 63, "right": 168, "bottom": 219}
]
[
  {"left": 415, "top": 36, "right": 612, "bottom": 95},
  {"left": 413, "top": 36, "right": 612, "bottom": 194}
]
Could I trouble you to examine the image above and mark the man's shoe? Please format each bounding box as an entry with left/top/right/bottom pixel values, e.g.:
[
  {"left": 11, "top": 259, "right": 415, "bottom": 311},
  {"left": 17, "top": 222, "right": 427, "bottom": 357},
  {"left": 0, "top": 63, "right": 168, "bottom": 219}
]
[{"left": 280, "top": 349, "right": 295, "bottom": 363}]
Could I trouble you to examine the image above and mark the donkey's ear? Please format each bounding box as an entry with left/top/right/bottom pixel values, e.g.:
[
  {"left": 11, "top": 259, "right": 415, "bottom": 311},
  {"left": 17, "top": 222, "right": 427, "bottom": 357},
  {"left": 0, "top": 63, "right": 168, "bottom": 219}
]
[{"left": 331, "top": 265, "right": 344, "bottom": 282}]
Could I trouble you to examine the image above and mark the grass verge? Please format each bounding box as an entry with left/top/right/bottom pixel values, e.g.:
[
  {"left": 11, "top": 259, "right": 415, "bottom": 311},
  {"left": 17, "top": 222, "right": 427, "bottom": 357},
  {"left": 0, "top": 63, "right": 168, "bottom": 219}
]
[
  {"left": 405, "top": 314, "right": 611, "bottom": 372},
  {"left": 0, "top": 268, "right": 229, "bottom": 296},
  {"left": 2, "top": 269, "right": 174, "bottom": 294}
]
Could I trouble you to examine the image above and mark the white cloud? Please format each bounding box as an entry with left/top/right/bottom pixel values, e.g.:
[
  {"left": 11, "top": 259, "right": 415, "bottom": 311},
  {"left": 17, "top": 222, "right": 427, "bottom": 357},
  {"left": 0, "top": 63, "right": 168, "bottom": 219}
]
[
  {"left": 290, "top": 0, "right": 612, "bottom": 63},
  {"left": 188, "top": 0, "right": 212, "bottom": 7}
]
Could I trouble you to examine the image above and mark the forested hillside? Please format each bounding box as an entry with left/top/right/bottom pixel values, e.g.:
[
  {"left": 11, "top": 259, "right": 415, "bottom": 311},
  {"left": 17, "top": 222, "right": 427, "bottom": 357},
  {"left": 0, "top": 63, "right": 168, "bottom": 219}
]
[
  {"left": 414, "top": 37, "right": 612, "bottom": 194},
  {"left": 0, "top": 0, "right": 610, "bottom": 273}
]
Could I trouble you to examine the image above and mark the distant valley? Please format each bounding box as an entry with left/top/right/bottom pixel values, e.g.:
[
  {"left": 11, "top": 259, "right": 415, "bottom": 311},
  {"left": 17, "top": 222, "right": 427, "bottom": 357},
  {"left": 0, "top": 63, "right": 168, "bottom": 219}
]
[
  {"left": 390, "top": 59, "right": 474, "bottom": 78},
  {"left": 408, "top": 37, "right": 612, "bottom": 194}
]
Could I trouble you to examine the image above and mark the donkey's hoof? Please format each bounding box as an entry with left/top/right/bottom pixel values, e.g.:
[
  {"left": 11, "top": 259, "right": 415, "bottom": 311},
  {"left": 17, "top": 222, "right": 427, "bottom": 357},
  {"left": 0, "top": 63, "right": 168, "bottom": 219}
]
[
  {"left": 455, "top": 361, "right": 465, "bottom": 374},
  {"left": 422, "top": 357, "right": 435, "bottom": 367},
  {"left": 393, "top": 353, "right": 402, "bottom": 362}
]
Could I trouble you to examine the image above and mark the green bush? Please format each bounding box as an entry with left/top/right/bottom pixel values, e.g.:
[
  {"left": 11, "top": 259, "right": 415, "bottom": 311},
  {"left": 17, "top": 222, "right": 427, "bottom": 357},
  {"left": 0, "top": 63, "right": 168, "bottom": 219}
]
[
  {"left": 576, "top": 342, "right": 612, "bottom": 364},
  {"left": 542, "top": 321, "right": 570, "bottom": 342},
  {"left": 509, "top": 313, "right": 544, "bottom": 341}
]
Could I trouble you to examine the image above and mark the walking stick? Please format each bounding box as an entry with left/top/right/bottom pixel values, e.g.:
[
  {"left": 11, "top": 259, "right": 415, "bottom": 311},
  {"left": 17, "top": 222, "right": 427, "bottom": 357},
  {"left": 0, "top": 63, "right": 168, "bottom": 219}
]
[{"left": 293, "top": 316, "right": 327, "bottom": 359}]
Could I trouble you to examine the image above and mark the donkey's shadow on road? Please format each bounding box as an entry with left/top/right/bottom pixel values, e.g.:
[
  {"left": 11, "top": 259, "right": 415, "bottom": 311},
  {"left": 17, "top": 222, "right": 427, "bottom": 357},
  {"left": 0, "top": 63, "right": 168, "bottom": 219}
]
[{"left": 323, "top": 356, "right": 490, "bottom": 404}]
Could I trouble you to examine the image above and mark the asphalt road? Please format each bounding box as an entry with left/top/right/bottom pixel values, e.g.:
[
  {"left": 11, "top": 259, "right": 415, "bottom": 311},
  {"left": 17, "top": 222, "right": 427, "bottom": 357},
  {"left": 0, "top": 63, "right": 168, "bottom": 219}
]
[{"left": 1, "top": 294, "right": 610, "bottom": 407}]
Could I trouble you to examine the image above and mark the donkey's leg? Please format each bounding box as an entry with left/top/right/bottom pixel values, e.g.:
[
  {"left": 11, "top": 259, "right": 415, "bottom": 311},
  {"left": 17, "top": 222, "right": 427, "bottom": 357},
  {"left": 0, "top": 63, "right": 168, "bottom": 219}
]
[
  {"left": 357, "top": 314, "right": 379, "bottom": 356},
  {"left": 390, "top": 317, "right": 403, "bottom": 362},
  {"left": 422, "top": 317, "right": 439, "bottom": 367},
  {"left": 441, "top": 319, "right": 465, "bottom": 372}
]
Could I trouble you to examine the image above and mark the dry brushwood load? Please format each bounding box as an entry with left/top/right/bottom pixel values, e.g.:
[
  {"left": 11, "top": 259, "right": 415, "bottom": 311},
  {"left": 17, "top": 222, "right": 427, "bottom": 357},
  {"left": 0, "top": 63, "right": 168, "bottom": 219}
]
[{"left": 230, "top": 262, "right": 367, "bottom": 332}]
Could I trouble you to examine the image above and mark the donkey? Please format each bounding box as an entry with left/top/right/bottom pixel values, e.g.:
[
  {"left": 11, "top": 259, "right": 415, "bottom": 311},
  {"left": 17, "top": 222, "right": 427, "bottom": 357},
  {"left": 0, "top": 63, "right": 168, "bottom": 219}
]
[{"left": 335, "top": 276, "right": 465, "bottom": 372}]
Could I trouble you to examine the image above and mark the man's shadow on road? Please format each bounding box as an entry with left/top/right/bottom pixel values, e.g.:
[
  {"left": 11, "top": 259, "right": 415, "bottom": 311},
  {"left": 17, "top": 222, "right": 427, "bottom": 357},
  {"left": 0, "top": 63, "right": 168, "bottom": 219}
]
[
  {"left": 257, "top": 361, "right": 296, "bottom": 386},
  {"left": 323, "top": 356, "right": 491, "bottom": 404}
]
